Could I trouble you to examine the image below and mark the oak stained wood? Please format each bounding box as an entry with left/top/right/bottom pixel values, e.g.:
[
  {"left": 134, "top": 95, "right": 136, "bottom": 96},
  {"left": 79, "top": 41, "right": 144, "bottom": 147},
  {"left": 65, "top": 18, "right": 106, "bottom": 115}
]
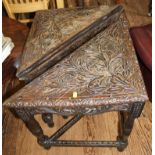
[
  {"left": 3, "top": 101, "right": 151, "bottom": 155},
  {"left": 2, "top": 0, "right": 152, "bottom": 154},
  {"left": 16, "top": 5, "right": 123, "bottom": 81}
]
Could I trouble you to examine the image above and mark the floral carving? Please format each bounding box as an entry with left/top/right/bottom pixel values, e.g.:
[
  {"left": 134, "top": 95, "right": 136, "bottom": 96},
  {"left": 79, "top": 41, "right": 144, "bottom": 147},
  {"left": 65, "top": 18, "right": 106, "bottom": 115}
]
[{"left": 3, "top": 14, "right": 148, "bottom": 108}]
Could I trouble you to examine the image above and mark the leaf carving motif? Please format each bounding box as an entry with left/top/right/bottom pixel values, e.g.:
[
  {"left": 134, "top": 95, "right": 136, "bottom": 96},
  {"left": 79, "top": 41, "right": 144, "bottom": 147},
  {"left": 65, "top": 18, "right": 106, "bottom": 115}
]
[
  {"left": 4, "top": 14, "right": 147, "bottom": 108},
  {"left": 29, "top": 14, "right": 146, "bottom": 99}
]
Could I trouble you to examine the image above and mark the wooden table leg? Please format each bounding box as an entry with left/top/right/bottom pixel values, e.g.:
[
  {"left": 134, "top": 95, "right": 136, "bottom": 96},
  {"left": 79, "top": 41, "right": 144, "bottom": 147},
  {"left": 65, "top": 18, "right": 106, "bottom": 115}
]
[
  {"left": 15, "top": 108, "right": 46, "bottom": 140},
  {"left": 12, "top": 103, "right": 144, "bottom": 150},
  {"left": 117, "top": 102, "right": 145, "bottom": 151}
]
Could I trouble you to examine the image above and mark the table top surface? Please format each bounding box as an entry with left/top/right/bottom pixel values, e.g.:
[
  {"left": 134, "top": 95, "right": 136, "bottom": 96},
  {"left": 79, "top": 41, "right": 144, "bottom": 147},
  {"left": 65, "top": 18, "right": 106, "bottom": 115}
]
[
  {"left": 4, "top": 13, "right": 148, "bottom": 108},
  {"left": 16, "top": 5, "right": 118, "bottom": 80}
]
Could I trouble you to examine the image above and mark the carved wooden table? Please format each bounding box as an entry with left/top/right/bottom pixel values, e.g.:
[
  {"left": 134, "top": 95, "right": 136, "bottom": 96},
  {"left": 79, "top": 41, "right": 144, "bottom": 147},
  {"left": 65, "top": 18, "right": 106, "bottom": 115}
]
[{"left": 3, "top": 5, "right": 148, "bottom": 151}]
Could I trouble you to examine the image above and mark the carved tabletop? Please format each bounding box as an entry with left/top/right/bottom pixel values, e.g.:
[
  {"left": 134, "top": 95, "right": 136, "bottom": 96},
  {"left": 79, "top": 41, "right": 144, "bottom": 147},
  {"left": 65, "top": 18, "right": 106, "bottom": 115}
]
[
  {"left": 17, "top": 6, "right": 115, "bottom": 75},
  {"left": 2, "top": 7, "right": 149, "bottom": 150},
  {"left": 4, "top": 13, "right": 148, "bottom": 114},
  {"left": 16, "top": 5, "right": 123, "bottom": 81}
]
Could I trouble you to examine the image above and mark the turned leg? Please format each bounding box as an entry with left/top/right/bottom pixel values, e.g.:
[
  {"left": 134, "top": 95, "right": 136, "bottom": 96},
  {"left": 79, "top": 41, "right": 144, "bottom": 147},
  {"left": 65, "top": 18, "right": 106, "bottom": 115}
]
[
  {"left": 14, "top": 108, "right": 49, "bottom": 148},
  {"left": 42, "top": 113, "right": 54, "bottom": 127},
  {"left": 117, "top": 102, "right": 145, "bottom": 151},
  {"left": 117, "top": 111, "right": 133, "bottom": 151}
]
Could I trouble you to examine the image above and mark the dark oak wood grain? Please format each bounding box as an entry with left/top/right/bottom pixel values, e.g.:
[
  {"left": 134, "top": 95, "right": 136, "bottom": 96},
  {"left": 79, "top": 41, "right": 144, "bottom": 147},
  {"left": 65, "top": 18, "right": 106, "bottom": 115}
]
[
  {"left": 3, "top": 10, "right": 148, "bottom": 150},
  {"left": 16, "top": 5, "right": 123, "bottom": 81},
  {"left": 3, "top": 101, "right": 152, "bottom": 155},
  {"left": 3, "top": 13, "right": 148, "bottom": 109},
  {"left": 3, "top": 0, "right": 152, "bottom": 154}
]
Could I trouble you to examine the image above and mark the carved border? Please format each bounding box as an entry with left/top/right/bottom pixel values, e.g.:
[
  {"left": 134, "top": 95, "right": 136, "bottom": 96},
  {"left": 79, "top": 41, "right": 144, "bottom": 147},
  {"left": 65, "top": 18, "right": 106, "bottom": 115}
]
[{"left": 14, "top": 103, "right": 133, "bottom": 116}]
